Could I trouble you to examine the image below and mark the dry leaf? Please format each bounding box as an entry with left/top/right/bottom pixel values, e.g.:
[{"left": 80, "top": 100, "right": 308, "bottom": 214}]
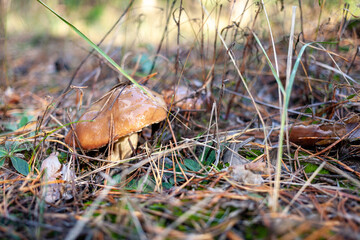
[
  {"left": 4, "top": 87, "right": 20, "bottom": 105},
  {"left": 288, "top": 124, "right": 346, "bottom": 147},
  {"left": 244, "top": 161, "right": 267, "bottom": 172},
  {"left": 344, "top": 115, "right": 360, "bottom": 141},
  {"left": 40, "top": 152, "right": 62, "bottom": 203},
  {"left": 60, "top": 164, "right": 76, "bottom": 200},
  {"left": 222, "top": 142, "right": 248, "bottom": 166},
  {"left": 289, "top": 117, "right": 360, "bottom": 147},
  {"left": 228, "top": 165, "right": 263, "bottom": 185},
  {"left": 222, "top": 141, "right": 263, "bottom": 185},
  {"left": 40, "top": 152, "right": 76, "bottom": 203}
]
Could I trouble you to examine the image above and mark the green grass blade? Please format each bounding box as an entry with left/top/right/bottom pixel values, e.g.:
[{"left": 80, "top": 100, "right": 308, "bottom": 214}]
[
  {"left": 252, "top": 32, "right": 285, "bottom": 95},
  {"left": 285, "top": 42, "right": 313, "bottom": 105},
  {"left": 283, "top": 41, "right": 337, "bottom": 108},
  {"left": 276, "top": 42, "right": 314, "bottom": 167},
  {"left": 275, "top": 41, "right": 330, "bottom": 210},
  {"left": 37, "top": 0, "right": 151, "bottom": 98},
  {"left": 29, "top": 120, "right": 91, "bottom": 167}
]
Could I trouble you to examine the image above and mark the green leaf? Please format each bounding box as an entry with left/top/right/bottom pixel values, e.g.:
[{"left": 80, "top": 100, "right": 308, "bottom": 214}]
[
  {"left": 183, "top": 159, "right": 201, "bottom": 172},
  {"left": 169, "top": 176, "right": 175, "bottom": 185},
  {"left": 0, "top": 157, "right": 5, "bottom": 167},
  {"left": 164, "top": 162, "right": 173, "bottom": 170},
  {"left": 0, "top": 149, "right": 8, "bottom": 158},
  {"left": 168, "top": 174, "right": 184, "bottom": 185},
  {"left": 162, "top": 182, "right": 173, "bottom": 190},
  {"left": 176, "top": 163, "right": 188, "bottom": 172},
  {"left": 5, "top": 141, "right": 13, "bottom": 151},
  {"left": 347, "top": 94, "right": 356, "bottom": 100},
  {"left": 64, "top": 0, "right": 81, "bottom": 9},
  {"left": 205, "top": 149, "right": 216, "bottom": 166},
  {"left": 13, "top": 147, "right": 28, "bottom": 153},
  {"left": 85, "top": 5, "right": 104, "bottom": 24},
  {"left": 138, "top": 54, "right": 152, "bottom": 73},
  {"left": 305, "top": 163, "right": 330, "bottom": 175},
  {"left": 125, "top": 179, "right": 137, "bottom": 190},
  {"left": 4, "top": 122, "right": 18, "bottom": 131},
  {"left": 10, "top": 156, "right": 29, "bottom": 176},
  {"left": 19, "top": 115, "right": 29, "bottom": 128}
]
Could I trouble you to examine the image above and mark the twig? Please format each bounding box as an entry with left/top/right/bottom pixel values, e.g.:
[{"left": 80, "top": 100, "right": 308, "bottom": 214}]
[
  {"left": 148, "top": 0, "right": 177, "bottom": 74},
  {"left": 282, "top": 161, "right": 326, "bottom": 215},
  {"left": 346, "top": 45, "right": 359, "bottom": 75}
]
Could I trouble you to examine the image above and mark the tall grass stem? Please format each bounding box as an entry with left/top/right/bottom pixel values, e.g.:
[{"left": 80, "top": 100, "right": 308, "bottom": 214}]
[{"left": 274, "top": 6, "right": 296, "bottom": 212}]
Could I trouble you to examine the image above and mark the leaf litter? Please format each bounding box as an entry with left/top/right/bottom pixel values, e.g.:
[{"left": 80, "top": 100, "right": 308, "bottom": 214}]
[{"left": 1, "top": 1, "right": 360, "bottom": 239}]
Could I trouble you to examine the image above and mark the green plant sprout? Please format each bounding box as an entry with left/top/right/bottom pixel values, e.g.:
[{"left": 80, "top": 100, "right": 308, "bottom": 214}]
[{"left": 0, "top": 141, "right": 30, "bottom": 176}]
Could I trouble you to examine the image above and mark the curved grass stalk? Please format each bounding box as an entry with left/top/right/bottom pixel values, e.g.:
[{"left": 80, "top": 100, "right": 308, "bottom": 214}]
[
  {"left": 274, "top": 41, "right": 319, "bottom": 211},
  {"left": 36, "top": 0, "right": 154, "bottom": 103},
  {"left": 252, "top": 33, "right": 285, "bottom": 95}
]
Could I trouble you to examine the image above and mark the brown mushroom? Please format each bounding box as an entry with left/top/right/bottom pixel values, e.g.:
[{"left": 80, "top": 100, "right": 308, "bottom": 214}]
[
  {"left": 65, "top": 85, "right": 167, "bottom": 161},
  {"left": 162, "top": 86, "right": 204, "bottom": 111}
]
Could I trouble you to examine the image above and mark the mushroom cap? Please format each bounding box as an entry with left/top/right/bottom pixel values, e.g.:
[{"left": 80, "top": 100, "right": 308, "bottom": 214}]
[
  {"left": 65, "top": 85, "right": 167, "bottom": 150},
  {"left": 162, "top": 86, "right": 204, "bottom": 110}
]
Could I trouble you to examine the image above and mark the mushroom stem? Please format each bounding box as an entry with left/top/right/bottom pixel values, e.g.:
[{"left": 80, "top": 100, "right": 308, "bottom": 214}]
[{"left": 109, "top": 132, "right": 139, "bottom": 161}]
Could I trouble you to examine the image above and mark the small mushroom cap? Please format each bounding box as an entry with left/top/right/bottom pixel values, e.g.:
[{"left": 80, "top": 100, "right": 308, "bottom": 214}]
[
  {"left": 65, "top": 85, "right": 167, "bottom": 150},
  {"left": 162, "top": 86, "right": 204, "bottom": 110}
]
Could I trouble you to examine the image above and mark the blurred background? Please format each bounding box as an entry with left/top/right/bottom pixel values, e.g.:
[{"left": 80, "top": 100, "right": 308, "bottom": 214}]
[
  {"left": 4, "top": 0, "right": 360, "bottom": 44},
  {"left": 1, "top": 0, "right": 359, "bottom": 126}
]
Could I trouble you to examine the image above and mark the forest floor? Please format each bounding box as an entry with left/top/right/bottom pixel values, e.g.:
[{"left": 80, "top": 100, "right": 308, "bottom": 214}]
[{"left": 1, "top": 1, "right": 360, "bottom": 239}]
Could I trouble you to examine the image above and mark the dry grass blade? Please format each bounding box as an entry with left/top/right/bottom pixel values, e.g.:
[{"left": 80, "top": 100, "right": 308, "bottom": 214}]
[
  {"left": 2, "top": 1, "right": 360, "bottom": 239},
  {"left": 65, "top": 173, "right": 116, "bottom": 240},
  {"left": 282, "top": 161, "right": 326, "bottom": 215},
  {"left": 198, "top": 0, "right": 272, "bottom": 182},
  {"left": 153, "top": 196, "right": 214, "bottom": 240}
]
